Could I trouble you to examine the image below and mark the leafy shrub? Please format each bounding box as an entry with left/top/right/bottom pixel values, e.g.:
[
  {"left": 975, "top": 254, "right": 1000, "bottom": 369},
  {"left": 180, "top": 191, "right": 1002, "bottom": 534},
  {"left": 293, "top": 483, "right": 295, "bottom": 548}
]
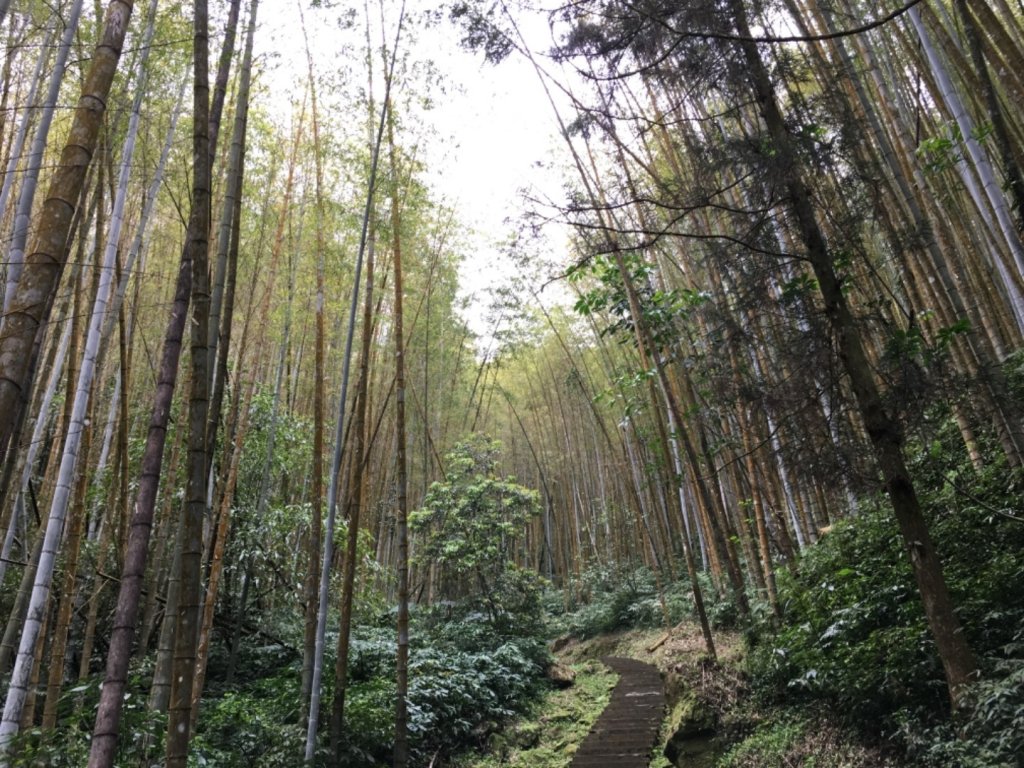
[
  {"left": 718, "top": 715, "right": 806, "bottom": 767},
  {"left": 719, "top": 712, "right": 894, "bottom": 768},
  {"left": 553, "top": 565, "right": 681, "bottom": 638},
  {"left": 549, "top": 564, "right": 738, "bottom": 639},
  {"left": 748, "top": 506, "right": 943, "bottom": 721},
  {"left": 326, "top": 616, "right": 548, "bottom": 766},
  {"left": 407, "top": 642, "right": 536, "bottom": 753},
  {"left": 410, "top": 436, "right": 540, "bottom": 617},
  {"left": 695, "top": 571, "right": 753, "bottom": 630},
  {"left": 905, "top": 657, "right": 1024, "bottom": 768},
  {"left": 342, "top": 677, "right": 399, "bottom": 766},
  {"left": 348, "top": 625, "right": 402, "bottom": 683},
  {"left": 747, "top": 458, "right": 1024, "bottom": 750},
  {"left": 192, "top": 672, "right": 305, "bottom": 767},
  {"left": 4, "top": 670, "right": 164, "bottom": 768}
]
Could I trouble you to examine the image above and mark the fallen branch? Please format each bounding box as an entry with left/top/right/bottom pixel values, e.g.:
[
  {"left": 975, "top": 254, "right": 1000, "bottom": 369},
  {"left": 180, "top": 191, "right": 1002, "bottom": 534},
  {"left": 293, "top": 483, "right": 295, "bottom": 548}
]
[{"left": 646, "top": 620, "right": 689, "bottom": 652}]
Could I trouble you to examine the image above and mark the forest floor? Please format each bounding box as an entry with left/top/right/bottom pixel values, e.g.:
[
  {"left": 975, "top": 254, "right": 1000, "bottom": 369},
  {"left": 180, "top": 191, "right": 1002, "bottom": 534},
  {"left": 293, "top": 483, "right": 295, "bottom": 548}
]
[
  {"left": 451, "top": 625, "right": 738, "bottom": 768},
  {"left": 453, "top": 624, "right": 903, "bottom": 768}
]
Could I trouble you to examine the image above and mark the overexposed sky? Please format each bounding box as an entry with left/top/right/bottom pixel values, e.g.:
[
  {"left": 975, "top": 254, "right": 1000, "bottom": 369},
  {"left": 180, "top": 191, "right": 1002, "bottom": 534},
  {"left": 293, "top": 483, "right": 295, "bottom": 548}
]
[{"left": 255, "top": 0, "right": 572, "bottom": 338}]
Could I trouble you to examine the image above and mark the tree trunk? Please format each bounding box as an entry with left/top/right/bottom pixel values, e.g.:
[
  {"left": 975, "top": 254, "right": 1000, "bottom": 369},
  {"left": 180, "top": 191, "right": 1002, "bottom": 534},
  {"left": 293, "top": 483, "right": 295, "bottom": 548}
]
[
  {"left": 909, "top": 7, "right": 1024, "bottom": 289},
  {"left": 0, "top": 0, "right": 135, "bottom": 462},
  {"left": 40, "top": 393, "right": 94, "bottom": 729},
  {"left": 329, "top": 164, "right": 378, "bottom": 765},
  {"left": 727, "top": 0, "right": 977, "bottom": 703},
  {"left": 89, "top": 0, "right": 239, "bottom": 756},
  {"left": 299, "top": 0, "right": 326, "bottom": 722},
  {"left": 305, "top": 19, "right": 399, "bottom": 758},
  {"left": 206, "top": 0, "right": 253, "bottom": 475},
  {"left": 2, "top": 0, "right": 84, "bottom": 315},
  {"left": 189, "top": 350, "right": 257, "bottom": 729},
  {"left": 956, "top": 0, "right": 1024, "bottom": 229},
  {"left": 0, "top": 0, "right": 146, "bottom": 737},
  {"left": 0, "top": 24, "right": 52, "bottom": 232},
  {"left": 0, "top": 322, "right": 69, "bottom": 588},
  {"left": 164, "top": 0, "right": 212, "bottom": 757},
  {"left": 386, "top": 92, "right": 411, "bottom": 768}
]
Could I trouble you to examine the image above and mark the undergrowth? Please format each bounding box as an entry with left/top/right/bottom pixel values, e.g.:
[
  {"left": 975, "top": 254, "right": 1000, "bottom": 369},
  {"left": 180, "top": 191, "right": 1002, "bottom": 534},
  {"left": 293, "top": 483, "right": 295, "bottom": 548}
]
[
  {"left": 451, "top": 659, "right": 617, "bottom": 768},
  {"left": 541, "top": 416, "right": 1024, "bottom": 767},
  {"left": 744, "top": 422, "right": 1024, "bottom": 766}
]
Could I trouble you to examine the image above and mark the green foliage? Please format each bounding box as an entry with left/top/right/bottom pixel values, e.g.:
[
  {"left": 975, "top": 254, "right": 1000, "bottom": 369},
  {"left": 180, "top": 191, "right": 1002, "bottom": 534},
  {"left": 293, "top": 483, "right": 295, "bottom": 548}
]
[
  {"left": 548, "top": 564, "right": 702, "bottom": 638},
  {"left": 569, "top": 252, "right": 692, "bottom": 349},
  {"left": 343, "top": 678, "right": 399, "bottom": 765},
  {"left": 329, "top": 617, "right": 549, "bottom": 767},
  {"left": 236, "top": 389, "right": 313, "bottom": 512},
  {"left": 746, "top": 445, "right": 1024, "bottom": 756},
  {"left": 916, "top": 122, "right": 964, "bottom": 174},
  {"left": 1003, "top": 348, "right": 1024, "bottom": 398},
  {"left": 4, "top": 671, "right": 164, "bottom": 767},
  {"left": 407, "top": 641, "right": 539, "bottom": 758},
  {"left": 411, "top": 435, "right": 542, "bottom": 632},
  {"left": 4, "top": 729, "right": 90, "bottom": 768},
  {"left": 881, "top": 318, "right": 972, "bottom": 387},
  {"left": 916, "top": 121, "right": 994, "bottom": 174},
  {"left": 748, "top": 505, "right": 941, "bottom": 720},
  {"left": 779, "top": 274, "right": 818, "bottom": 305},
  {"left": 903, "top": 656, "right": 1024, "bottom": 768},
  {"left": 451, "top": 659, "right": 617, "bottom": 768},
  {"left": 191, "top": 673, "right": 305, "bottom": 767},
  {"left": 412, "top": 437, "right": 539, "bottom": 573},
  {"left": 717, "top": 712, "right": 890, "bottom": 768},
  {"left": 718, "top": 716, "right": 806, "bottom": 767}
]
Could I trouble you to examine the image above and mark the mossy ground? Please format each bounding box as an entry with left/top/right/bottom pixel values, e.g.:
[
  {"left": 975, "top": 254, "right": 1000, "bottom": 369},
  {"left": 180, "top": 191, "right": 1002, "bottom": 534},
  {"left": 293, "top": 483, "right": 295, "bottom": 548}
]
[
  {"left": 715, "top": 713, "right": 898, "bottom": 768},
  {"left": 450, "top": 659, "right": 617, "bottom": 768},
  {"left": 464, "top": 623, "right": 900, "bottom": 768},
  {"left": 449, "top": 625, "right": 732, "bottom": 768}
]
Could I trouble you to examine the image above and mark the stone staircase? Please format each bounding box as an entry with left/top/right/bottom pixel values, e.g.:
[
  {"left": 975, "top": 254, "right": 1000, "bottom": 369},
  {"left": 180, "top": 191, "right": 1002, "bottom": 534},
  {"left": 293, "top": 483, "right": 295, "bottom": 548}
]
[{"left": 570, "top": 657, "right": 665, "bottom": 768}]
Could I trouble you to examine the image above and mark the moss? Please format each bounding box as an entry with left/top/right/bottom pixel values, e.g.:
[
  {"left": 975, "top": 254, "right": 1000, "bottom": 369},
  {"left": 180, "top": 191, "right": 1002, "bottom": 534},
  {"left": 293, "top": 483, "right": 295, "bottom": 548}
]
[
  {"left": 717, "top": 714, "right": 897, "bottom": 768},
  {"left": 452, "top": 659, "right": 617, "bottom": 768},
  {"left": 719, "top": 717, "right": 806, "bottom": 767},
  {"left": 669, "top": 691, "right": 716, "bottom": 738},
  {"left": 658, "top": 690, "right": 724, "bottom": 768}
]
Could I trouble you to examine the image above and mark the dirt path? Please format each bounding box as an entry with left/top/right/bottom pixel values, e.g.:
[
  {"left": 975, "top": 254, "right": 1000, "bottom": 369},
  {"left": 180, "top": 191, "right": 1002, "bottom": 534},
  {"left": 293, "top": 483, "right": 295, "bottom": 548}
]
[{"left": 569, "top": 657, "right": 665, "bottom": 768}]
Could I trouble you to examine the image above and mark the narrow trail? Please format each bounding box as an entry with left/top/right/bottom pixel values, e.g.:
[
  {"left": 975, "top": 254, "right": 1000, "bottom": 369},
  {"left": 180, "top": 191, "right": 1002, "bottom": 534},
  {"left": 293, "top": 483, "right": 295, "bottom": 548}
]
[{"left": 570, "top": 657, "right": 665, "bottom": 768}]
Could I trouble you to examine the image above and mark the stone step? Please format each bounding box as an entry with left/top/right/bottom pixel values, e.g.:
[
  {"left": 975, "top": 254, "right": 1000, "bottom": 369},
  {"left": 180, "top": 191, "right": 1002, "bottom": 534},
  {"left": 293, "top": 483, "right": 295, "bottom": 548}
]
[{"left": 569, "top": 656, "right": 665, "bottom": 768}]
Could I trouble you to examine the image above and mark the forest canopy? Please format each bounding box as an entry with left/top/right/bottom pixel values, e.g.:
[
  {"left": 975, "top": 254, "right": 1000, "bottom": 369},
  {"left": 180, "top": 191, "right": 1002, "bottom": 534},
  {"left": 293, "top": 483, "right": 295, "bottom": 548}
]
[{"left": 0, "top": 0, "right": 1022, "bottom": 766}]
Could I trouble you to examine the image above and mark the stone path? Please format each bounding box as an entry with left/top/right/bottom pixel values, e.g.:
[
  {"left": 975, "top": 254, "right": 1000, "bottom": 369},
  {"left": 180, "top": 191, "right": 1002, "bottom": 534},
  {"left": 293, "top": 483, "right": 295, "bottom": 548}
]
[{"left": 570, "top": 657, "right": 665, "bottom": 768}]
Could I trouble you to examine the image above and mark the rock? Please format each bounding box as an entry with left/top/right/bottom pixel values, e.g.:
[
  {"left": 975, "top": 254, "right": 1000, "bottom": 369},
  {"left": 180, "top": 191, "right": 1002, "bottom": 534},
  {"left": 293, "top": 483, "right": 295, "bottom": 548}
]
[
  {"left": 550, "top": 634, "right": 574, "bottom": 653},
  {"left": 665, "top": 732, "right": 720, "bottom": 768},
  {"left": 674, "top": 695, "right": 716, "bottom": 738},
  {"left": 663, "top": 692, "right": 719, "bottom": 767},
  {"left": 547, "top": 661, "right": 576, "bottom": 688}
]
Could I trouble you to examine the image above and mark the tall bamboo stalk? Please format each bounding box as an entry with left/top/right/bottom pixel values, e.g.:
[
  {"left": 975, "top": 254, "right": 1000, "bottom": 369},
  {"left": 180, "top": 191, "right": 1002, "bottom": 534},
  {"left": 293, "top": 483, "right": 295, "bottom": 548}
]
[{"left": 0, "top": 0, "right": 135, "bottom": 463}]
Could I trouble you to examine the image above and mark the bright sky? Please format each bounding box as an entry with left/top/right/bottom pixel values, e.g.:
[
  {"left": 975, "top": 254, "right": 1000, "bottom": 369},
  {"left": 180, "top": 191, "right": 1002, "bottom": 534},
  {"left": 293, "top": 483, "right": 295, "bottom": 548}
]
[{"left": 255, "top": 0, "right": 572, "bottom": 339}]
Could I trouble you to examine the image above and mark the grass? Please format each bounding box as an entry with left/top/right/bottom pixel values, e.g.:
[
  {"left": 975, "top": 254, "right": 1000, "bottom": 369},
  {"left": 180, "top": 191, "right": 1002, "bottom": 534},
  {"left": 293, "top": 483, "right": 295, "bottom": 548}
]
[
  {"left": 556, "top": 625, "right": 743, "bottom": 670},
  {"left": 451, "top": 659, "right": 618, "bottom": 768},
  {"left": 716, "top": 714, "right": 900, "bottom": 768},
  {"left": 455, "top": 621, "right": 896, "bottom": 768}
]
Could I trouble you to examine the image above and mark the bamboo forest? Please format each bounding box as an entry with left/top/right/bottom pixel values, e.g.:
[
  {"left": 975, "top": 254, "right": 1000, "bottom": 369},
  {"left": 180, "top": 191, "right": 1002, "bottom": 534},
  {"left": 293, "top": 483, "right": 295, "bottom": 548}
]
[{"left": 0, "top": 0, "right": 1023, "bottom": 765}]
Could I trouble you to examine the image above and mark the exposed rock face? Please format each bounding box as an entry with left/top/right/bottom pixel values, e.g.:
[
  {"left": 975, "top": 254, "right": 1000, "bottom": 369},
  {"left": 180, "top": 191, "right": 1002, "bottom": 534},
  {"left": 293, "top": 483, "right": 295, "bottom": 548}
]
[
  {"left": 550, "top": 634, "right": 574, "bottom": 654},
  {"left": 548, "top": 660, "right": 577, "bottom": 688},
  {"left": 662, "top": 665, "right": 724, "bottom": 768}
]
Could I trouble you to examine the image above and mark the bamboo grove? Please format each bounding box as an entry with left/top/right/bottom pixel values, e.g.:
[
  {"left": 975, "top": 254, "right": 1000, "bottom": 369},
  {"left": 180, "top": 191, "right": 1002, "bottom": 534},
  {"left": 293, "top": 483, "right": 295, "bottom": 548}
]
[
  {"left": 0, "top": 0, "right": 1022, "bottom": 765},
  {"left": 468, "top": 0, "right": 1024, "bottom": 706}
]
